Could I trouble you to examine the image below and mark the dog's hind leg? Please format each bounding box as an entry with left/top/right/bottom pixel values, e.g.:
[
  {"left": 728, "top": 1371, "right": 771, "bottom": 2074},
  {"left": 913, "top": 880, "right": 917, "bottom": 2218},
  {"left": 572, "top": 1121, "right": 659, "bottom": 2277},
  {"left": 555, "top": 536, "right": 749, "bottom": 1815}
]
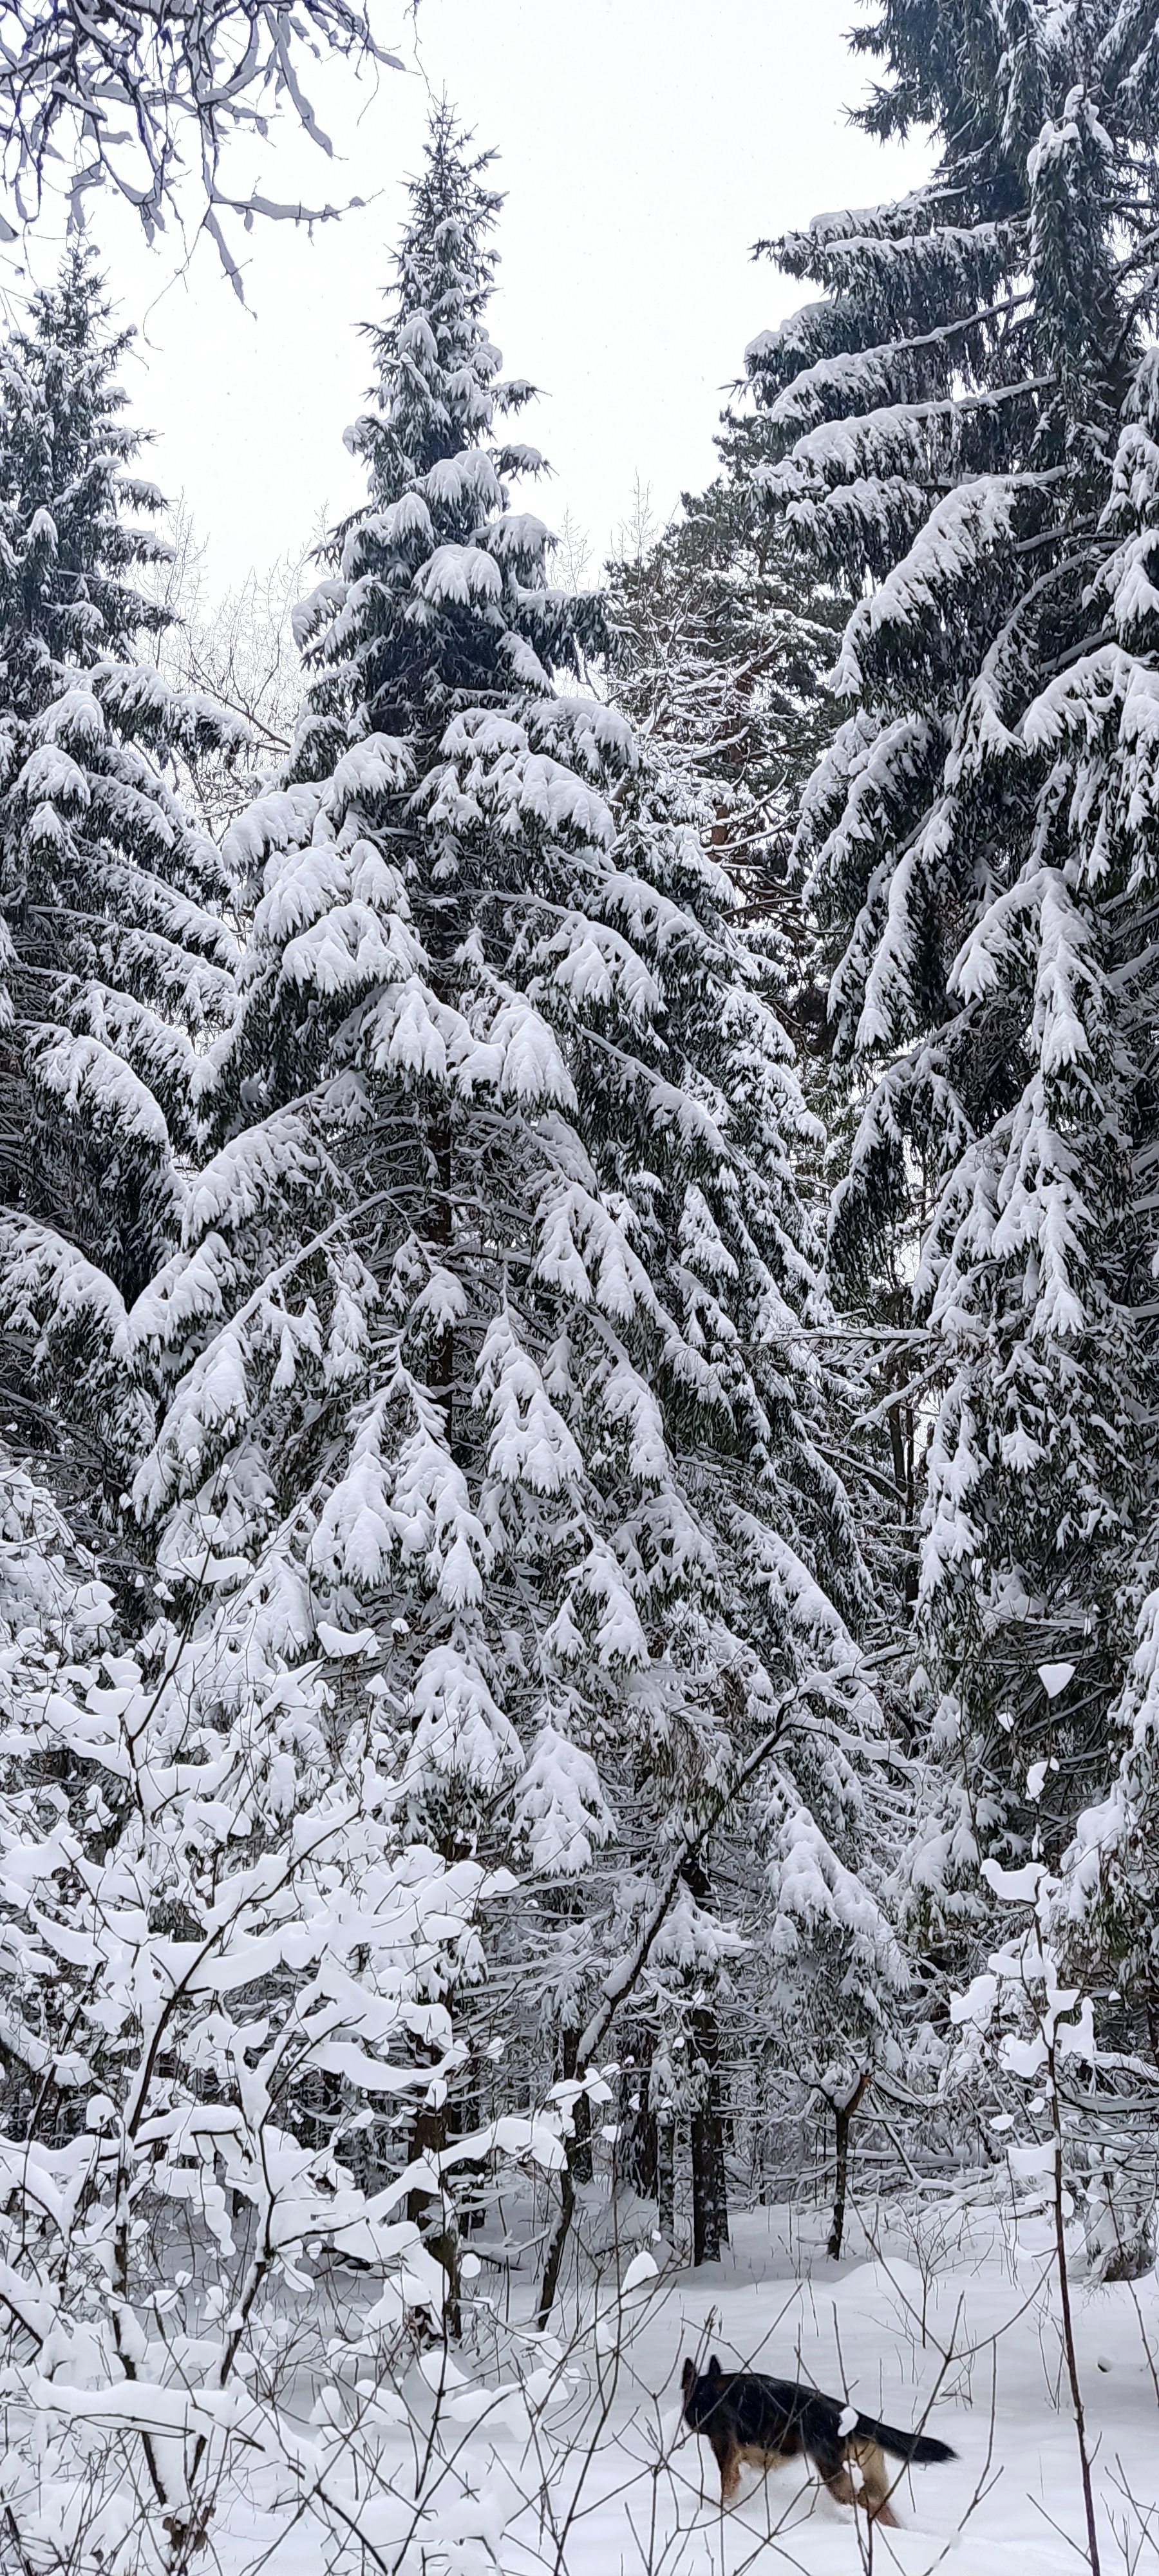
[
  {"left": 818, "top": 2443, "right": 900, "bottom": 2528},
  {"left": 850, "top": 2441, "right": 900, "bottom": 2526},
  {"left": 710, "top": 2432, "right": 741, "bottom": 2506}
]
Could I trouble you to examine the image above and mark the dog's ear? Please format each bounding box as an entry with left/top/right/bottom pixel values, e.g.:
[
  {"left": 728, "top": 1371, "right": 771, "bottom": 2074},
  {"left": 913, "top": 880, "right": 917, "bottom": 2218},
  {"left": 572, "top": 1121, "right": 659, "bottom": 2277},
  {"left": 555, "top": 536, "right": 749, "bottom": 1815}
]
[
  {"left": 680, "top": 2357, "right": 695, "bottom": 2393},
  {"left": 707, "top": 2354, "right": 724, "bottom": 2380}
]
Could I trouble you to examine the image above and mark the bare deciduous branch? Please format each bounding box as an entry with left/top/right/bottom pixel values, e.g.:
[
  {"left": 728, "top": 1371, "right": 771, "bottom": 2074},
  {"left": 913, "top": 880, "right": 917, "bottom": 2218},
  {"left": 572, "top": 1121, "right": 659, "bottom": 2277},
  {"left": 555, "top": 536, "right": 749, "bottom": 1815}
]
[{"left": 0, "top": 0, "right": 405, "bottom": 290}]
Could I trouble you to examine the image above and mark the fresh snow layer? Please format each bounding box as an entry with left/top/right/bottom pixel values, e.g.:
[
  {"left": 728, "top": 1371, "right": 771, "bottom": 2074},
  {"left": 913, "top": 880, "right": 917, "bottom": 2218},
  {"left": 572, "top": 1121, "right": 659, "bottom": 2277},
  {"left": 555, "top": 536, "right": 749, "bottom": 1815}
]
[{"left": 204, "top": 2199, "right": 1159, "bottom": 2576}]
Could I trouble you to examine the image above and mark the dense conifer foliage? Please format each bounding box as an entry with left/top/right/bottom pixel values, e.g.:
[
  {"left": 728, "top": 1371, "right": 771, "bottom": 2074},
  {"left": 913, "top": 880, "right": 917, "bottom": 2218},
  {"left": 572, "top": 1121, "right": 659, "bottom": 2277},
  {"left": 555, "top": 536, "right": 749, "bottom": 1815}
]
[
  {"left": 737, "top": 1, "right": 1159, "bottom": 2008},
  {"left": 129, "top": 110, "right": 901, "bottom": 2299}
]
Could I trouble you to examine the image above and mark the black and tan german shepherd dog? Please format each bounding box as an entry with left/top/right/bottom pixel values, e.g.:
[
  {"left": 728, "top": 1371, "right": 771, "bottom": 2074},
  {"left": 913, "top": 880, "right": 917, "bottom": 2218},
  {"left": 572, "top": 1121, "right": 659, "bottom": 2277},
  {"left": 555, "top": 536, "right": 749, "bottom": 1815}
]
[{"left": 681, "top": 2355, "right": 956, "bottom": 2525}]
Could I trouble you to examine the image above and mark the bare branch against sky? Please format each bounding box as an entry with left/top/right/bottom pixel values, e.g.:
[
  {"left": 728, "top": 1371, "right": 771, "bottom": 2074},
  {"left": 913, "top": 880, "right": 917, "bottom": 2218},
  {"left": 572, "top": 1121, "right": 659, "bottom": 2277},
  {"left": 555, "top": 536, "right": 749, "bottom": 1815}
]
[{"left": 0, "top": 0, "right": 404, "bottom": 289}]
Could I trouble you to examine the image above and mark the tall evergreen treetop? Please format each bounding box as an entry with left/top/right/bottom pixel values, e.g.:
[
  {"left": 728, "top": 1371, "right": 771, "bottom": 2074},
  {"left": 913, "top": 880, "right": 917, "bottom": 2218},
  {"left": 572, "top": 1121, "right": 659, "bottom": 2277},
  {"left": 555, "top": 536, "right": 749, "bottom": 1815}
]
[
  {"left": 0, "top": 249, "right": 171, "bottom": 708},
  {"left": 289, "top": 104, "right": 576, "bottom": 780},
  {"left": 0, "top": 249, "right": 242, "bottom": 1514}
]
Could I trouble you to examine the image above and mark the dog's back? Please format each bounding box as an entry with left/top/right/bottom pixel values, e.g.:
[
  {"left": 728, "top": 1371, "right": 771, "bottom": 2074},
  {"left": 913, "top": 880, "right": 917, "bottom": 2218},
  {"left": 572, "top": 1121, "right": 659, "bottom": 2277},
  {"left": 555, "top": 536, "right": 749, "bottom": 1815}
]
[
  {"left": 681, "top": 2361, "right": 807, "bottom": 2448},
  {"left": 680, "top": 2356, "right": 954, "bottom": 2525}
]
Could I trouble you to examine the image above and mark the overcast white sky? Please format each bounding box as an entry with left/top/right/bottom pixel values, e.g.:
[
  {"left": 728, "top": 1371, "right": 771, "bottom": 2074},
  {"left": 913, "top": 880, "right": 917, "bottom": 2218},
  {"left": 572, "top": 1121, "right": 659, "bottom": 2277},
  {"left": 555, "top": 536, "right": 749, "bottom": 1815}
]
[{"left": 32, "top": 0, "right": 928, "bottom": 591}]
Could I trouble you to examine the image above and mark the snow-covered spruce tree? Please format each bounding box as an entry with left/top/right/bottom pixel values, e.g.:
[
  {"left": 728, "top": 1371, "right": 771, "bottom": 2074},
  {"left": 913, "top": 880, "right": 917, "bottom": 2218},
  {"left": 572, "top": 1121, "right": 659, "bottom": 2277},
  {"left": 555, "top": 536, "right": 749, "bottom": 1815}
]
[
  {"left": 0, "top": 248, "right": 243, "bottom": 1528},
  {"left": 135, "top": 107, "right": 904, "bottom": 2295},
  {"left": 604, "top": 475, "right": 844, "bottom": 907},
  {"left": 740, "top": 2, "right": 1159, "bottom": 2003},
  {"left": 700, "top": 342, "right": 934, "bottom": 1648},
  {"left": 600, "top": 445, "right": 921, "bottom": 1649},
  {"left": 602, "top": 484, "right": 912, "bottom": 2247},
  {"left": 1049, "top": 356, "right": 1159, "bottom": 2072},
  {"left": 0, "top": 270, "right": 510, "bottom": 2568}
]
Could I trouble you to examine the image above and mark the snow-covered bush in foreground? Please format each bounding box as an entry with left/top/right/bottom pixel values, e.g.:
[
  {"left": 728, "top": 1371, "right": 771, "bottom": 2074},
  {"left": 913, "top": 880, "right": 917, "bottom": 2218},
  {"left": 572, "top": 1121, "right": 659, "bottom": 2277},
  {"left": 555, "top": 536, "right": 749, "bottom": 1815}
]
[{"left": 0, "top": 1466, "right": 594, "bottom": 2574}]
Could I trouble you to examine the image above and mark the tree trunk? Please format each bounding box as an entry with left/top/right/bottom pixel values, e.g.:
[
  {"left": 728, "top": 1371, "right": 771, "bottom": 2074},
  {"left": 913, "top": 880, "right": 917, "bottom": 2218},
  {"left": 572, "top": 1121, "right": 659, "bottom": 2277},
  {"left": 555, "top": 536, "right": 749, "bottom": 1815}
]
[
  {"left": 536, "top": 2154, "right": 575, "bottom": 2330},
  {"left": 572, "top": 2081, "right": 592, "bottom": 2186},
  {"left": 826, "top": 2071, "right": 871, "bottom": 2262},
  {"left": 408, "top": 2090, "right": 462, "bottom": 2338},
  {"left": 536, "top": 2027, "right": 594, "bottom": 2330},
  {"left": 690, "top": 2008, "right": 728, "bottom": 2265},
  {"left": 560, "top": 2025, "right": 592, "bottom": 2183},
  {"left": 617, "top": 2032, "right": 657, "bottom": 2200},
  {"left": 429, "top": 1107, "right": 455, "bottom": 1439},
  {"left": 1048, "top": 2036, "right": 1102, "bottom": 2576},
  {"left": 656, "top": 2105, "right": 675, "bottom": 2242},
  {"left": 448, "top": 2082, "right": 485, "bottom": 2235}
]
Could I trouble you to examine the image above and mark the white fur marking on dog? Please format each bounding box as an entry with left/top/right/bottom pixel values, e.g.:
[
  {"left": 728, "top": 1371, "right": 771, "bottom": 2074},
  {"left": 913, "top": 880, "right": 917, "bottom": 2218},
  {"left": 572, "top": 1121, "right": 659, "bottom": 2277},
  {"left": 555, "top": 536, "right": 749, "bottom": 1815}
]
[{"left": 838, "top": 2405, "right": 858, "bottom": 2438}]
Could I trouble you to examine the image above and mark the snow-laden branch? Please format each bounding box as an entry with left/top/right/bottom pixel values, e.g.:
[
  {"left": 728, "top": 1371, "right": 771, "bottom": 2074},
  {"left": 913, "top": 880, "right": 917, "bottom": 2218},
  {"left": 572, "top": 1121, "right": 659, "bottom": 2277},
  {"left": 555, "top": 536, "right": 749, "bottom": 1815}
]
[{"left": 0, "top": 0, "right": 404, "bottom": 289}]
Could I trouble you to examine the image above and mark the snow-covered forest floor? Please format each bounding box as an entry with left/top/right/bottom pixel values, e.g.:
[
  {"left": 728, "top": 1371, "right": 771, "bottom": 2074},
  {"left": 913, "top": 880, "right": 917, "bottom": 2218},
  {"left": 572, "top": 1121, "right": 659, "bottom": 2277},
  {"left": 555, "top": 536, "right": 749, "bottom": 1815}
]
[{"left": 173, "top": 2192, "right": 1159, "bottom": 2576}]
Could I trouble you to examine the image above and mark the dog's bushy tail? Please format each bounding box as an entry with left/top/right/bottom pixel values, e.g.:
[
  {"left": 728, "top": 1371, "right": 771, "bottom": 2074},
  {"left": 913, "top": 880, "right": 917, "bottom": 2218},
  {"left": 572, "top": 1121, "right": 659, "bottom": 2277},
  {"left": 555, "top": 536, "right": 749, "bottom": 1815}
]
[{"left": 856, "top": 2416, "right": 956, "bottom": 2466}]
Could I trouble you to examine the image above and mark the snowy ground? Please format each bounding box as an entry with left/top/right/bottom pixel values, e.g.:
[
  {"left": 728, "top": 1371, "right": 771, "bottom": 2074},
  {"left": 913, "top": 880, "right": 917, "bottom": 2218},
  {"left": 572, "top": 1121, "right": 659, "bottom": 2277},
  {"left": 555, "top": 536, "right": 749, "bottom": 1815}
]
[
  {"left": 568, "top": 2202, "right": 1159, "bottom": 2576},
  {"left": 209, "top": 2196, "right": 1159, "bottom": 2576}
]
